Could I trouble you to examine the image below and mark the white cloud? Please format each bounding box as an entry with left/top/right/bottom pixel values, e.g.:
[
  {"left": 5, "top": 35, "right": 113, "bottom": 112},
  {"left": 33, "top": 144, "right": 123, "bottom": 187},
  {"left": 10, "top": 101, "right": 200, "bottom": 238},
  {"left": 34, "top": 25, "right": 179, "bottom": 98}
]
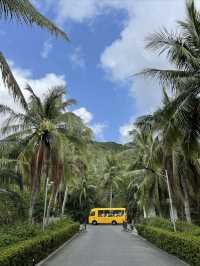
[
  {"left": 91, "top": 123, "right": 107, "bottom": 140},
  {"left": 0, "top": 61, "right": 66, "bottom": 120},
  {"left": 57, "top": 0, "right": 99, "bottom": 23},
  {"left": 119, "top": 121, "right": 134, "bottom": 144},
  {"left": 69, "top": 47, "right": 85, "bottom": 69},
  {"left": 40, "top": 0, "right": 132, "bottom": 24},
  {"left": 100, "top": 1, "right": 187, "bottom": 112},
  {"left": 41, "top": 39, "right": 53, "bottom": 59},
  {"left": 73, "top": 107, "right": 93, "bottom": 124},
  {"left": 73, "top": 107, "right": 106, "bottom": 140}
]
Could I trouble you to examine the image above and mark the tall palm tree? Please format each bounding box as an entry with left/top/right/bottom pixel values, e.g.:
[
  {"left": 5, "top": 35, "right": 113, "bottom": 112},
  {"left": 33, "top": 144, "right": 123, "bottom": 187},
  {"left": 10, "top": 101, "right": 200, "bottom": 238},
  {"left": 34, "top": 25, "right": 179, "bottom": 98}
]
[
  {"left": 70, "top": 176, "right": 96, "bottom": 211},
  {"left": 134, "top": 89, "right": 200, "bottom": 222},
  {"left": 127, "top": 126, "right": 167, "bottom": 218},
  {"left": 0, "top": 0, "right": 68, "bottom": 108},
  {"left": 0, "top": 86, "right": 91, "bottom": 222},
  {"left": 140, "top": 0, "right": 200, "bottom": 96},
  {"left": 102, "top": 155, "right": 122, "bottom": 208},
  {"left": 135, "top": 0, "right": 200, "bottom": 222}
]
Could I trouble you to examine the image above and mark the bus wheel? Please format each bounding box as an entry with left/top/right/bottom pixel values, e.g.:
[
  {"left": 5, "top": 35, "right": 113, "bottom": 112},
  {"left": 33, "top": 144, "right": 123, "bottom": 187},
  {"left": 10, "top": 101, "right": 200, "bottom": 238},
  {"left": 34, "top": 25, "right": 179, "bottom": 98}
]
[
  {"left": 112, "top": 221, "right": 117, "bottom": 225},
  {"left": 92, "top": 220, "right": 97, "bottom": 225}
]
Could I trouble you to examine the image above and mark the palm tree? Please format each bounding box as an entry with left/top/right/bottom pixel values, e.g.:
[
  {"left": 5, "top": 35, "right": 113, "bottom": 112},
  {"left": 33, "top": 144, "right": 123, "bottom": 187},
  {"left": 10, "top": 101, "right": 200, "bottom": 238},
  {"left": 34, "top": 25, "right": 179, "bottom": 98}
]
[
  {"left": 70, "top": 176, "right": 96, "bottom": 211},
  {"left": 0, "top": 86, "right": 91, "bottom": 222},
  {"left": 0, "top": 0, "right": 68, "bottom": 108},
  {"left": 140, "top": 0, "right": 200, "bottom": 96},
  {"left": 127, "top": 126, "right": 166, "bottom": 218},
  {"left": 134, "top": 90, "right": 200, "bottom": 222},
  {"left": 102, "top": 155, "right": 122, "bottom": 208},
  {"left": 135, "top": 0, "right": 200, "bottom": 222}
]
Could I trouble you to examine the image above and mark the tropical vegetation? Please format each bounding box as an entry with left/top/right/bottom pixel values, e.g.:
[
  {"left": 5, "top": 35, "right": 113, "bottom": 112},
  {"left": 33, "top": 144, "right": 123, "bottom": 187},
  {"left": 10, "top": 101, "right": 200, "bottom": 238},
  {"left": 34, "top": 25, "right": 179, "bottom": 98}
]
[{"left": 2, "top": 0, "right": 200, "bottom": 265}]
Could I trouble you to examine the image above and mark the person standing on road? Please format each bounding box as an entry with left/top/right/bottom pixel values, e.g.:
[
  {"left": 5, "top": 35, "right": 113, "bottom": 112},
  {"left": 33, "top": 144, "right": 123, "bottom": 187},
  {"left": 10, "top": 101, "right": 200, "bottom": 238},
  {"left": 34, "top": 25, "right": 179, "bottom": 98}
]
[
  {"left": 83, "top": 215, "right": 87, "bottom": 231},
  {"left": 81, "top": 215, "right": 87, "bottom": 231}
]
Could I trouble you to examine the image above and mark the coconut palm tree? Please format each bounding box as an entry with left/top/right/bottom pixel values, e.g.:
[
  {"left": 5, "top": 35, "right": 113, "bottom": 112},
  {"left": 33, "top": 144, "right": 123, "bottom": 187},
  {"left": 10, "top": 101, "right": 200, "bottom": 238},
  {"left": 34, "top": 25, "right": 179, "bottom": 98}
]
[
  {"left": 0, "top": 0, "right": 68, "bottom": 108},
  {"left": 102, "top": 155, "right": 122, "bottom": 208},
  {"left": 140, "top": 0, "right": 200, "bottom": 97},
  {"left": 127, "top": 125, "right": 167, "bottom": 218},
  {"left": 134, "top": 89, "right": 200, "bottom": 222},
  {"left": 69, "top": 176, "right": 96, "bottom": 211},
  {"left": 134, "top": 0, "right": 200, "bottom": 222},
  {"left": 0, "top": 86, "right": 91, "bottom": 222}
]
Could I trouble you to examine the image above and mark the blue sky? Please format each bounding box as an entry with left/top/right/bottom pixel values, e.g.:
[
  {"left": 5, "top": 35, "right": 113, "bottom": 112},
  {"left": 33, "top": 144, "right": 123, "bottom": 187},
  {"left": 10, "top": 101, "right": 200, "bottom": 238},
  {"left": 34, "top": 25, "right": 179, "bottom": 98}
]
[{"left": 0, "top": 0, "right": 196, "bottom": 143}]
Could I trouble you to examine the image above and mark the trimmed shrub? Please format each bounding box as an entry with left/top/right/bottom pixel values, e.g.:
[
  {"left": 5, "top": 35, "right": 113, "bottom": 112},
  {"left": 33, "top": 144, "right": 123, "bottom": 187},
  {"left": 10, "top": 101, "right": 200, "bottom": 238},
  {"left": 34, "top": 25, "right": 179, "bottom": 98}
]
[
  {"left": 143, "top": 217, "right": 173, "bottom": 231},
  {"left": 0, "top": 222, "right": 79, "bottom": 266},
  {"left": 143, "top": 217, "right": 200, "bottom": 236},
  {"left": 136, "top": 224, "right": 200, "bottom": 266},
  {"left": 0, "top": 223, "right": 40, "bottom": 248}
]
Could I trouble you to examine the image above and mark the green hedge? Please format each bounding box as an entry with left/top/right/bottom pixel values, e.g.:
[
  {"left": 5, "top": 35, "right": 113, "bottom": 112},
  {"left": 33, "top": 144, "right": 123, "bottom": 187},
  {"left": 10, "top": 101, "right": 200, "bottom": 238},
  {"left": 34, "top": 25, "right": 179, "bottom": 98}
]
[
  {"left": 143, "top": 217, "right": 200, "bottom": 236},
  {"left": 143, "top": 217, "right": 200, "bottom": 235},
  {"left": 0, "top": 223, "right": 40, "bottom": 248},
  {"left": 136, "top": 224, "right": 200, "bottom": 266},
  {"left": 0, "top": 222, "right": 79, "bottom": 266}
]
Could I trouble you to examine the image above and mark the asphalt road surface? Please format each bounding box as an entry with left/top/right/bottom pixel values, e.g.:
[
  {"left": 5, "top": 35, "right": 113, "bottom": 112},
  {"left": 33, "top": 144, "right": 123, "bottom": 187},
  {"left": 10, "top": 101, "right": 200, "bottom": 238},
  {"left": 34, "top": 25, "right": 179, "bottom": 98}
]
[{"left": 43, "top": 225, "right": 188, "bottom": 266}]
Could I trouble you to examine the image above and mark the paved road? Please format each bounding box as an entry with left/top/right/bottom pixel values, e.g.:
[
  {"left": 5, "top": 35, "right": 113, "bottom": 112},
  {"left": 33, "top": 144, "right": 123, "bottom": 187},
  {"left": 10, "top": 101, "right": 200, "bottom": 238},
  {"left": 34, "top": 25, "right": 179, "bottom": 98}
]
[{"left": 43, "top": 225, "right": 188, "bottom": 266}]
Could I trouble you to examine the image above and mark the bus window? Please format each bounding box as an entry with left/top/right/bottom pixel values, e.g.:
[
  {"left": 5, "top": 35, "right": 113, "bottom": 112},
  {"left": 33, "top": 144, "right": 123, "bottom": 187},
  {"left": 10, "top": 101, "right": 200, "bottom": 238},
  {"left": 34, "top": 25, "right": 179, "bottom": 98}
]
[
  {"left": 98, "top": 210, "right": 112, "bottom": 217},
  {"left": 90, "top": 211, "right": 95, "bottom": 216},
  {"left": 106, "top": 210, "right": 112, "bottom": 217},
  {"left": 113, "top": 210, "right": 121, "bottom": 216},
  {"left": 98, "top": 210, "right": 105, "bottom": 217}
]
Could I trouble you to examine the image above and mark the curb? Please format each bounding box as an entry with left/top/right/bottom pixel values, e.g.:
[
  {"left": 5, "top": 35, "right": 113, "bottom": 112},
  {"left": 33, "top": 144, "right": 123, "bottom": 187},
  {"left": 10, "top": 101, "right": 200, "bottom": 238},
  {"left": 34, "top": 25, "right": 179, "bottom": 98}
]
[{"left": 36, "top": 232, "right": 80, "bottom": 266}]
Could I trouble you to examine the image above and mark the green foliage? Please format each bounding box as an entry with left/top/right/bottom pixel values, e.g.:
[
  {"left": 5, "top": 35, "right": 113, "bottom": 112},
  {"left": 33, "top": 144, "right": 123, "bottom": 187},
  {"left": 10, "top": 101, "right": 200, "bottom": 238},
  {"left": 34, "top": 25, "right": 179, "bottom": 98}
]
[
  {"left": 0, "top": 86, "right": 91, "bottom": 221},
  {"left": 0, "top": 221, "right": 79, "bottom": 266},
  {"left": 143, "top": 217, "right": 200, "bottom": 235},
  {"left": 143, "top": 217, "right": 174, "bottom": 231},
  {"left": 92, "top": 142, "right": 126, "bottom": 152},
  {"left": 130, "top": 0, "right": 200, "bottom": 223},
  {"left": 136, "top": 224, "right": 200, "bottom": 266},
  {"left": 0, "top": 192, "right": 27, "bottom": 224},
  {"left": 0, "top": 223, "right": 40, "bottom": 248}
]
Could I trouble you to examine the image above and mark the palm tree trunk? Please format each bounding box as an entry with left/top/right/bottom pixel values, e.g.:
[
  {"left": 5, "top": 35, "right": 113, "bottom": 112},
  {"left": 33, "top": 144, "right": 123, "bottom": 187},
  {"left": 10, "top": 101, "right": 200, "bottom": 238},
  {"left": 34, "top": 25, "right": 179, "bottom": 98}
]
[
  {"left": 29, "top": 145, "right": 42, "bottom": 223},
  {"left": 42, "top": 146, "right": 51, "bottom": 229},
  {"left": 143, "top": 206, "right": 147, "bottom": 218},
  {"left": 52, "top": 187, "right": 59, "bottom": 213},
  {"left": 148, "top": 206, "right": 156, "bottom": 217},
  {"left": 182, "top": 177, "right": 192, "bottom": 223},
  {"left": 184, "top": 196, "right": 192, "bottom": 223},
  {"left": 170, "top": 205, "right": 178, "bottom": 221},
  {"left": 61, "top": 184, "right": 68, "bottom": 216},
  {"left": 109, "top": 185, "right": 112, "bottom": 208},
  {"left": 29, "top": 189, "right": 37, "bottom": 224},
  {"left": 46, "top": 192, "right": 54, "bottom": 225}
]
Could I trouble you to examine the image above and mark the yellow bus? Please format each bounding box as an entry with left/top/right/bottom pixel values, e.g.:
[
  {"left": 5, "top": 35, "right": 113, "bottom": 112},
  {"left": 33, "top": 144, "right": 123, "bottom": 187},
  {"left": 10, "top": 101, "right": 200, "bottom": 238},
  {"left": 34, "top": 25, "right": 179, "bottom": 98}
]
[{"left": 88, "top": 208, "right": 127, "bottom": 225}]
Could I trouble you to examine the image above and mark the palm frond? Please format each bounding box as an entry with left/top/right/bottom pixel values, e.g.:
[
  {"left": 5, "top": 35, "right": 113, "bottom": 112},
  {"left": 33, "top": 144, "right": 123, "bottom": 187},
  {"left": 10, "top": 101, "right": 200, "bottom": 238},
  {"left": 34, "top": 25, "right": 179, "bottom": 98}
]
[
  {"left": 0, "top": 169, "right": 23, "bottom": 190},
  {"left": 0, "top": 104, "right": 17, "bottom": 115},
  {"left": 0, "top": 0, "right": 69, "bottom": 41},
  {"left": 25, "top": 84, "right": 43, "bottom": 114},
  {"left": 0, "top": 52, "right": 28, "bottom": 109},
  {"left": 62, "top": 99, "right": 77, "bottom": 110},
  {"left": 146, "top": 28, "right": 200, "bottom": 70}
]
